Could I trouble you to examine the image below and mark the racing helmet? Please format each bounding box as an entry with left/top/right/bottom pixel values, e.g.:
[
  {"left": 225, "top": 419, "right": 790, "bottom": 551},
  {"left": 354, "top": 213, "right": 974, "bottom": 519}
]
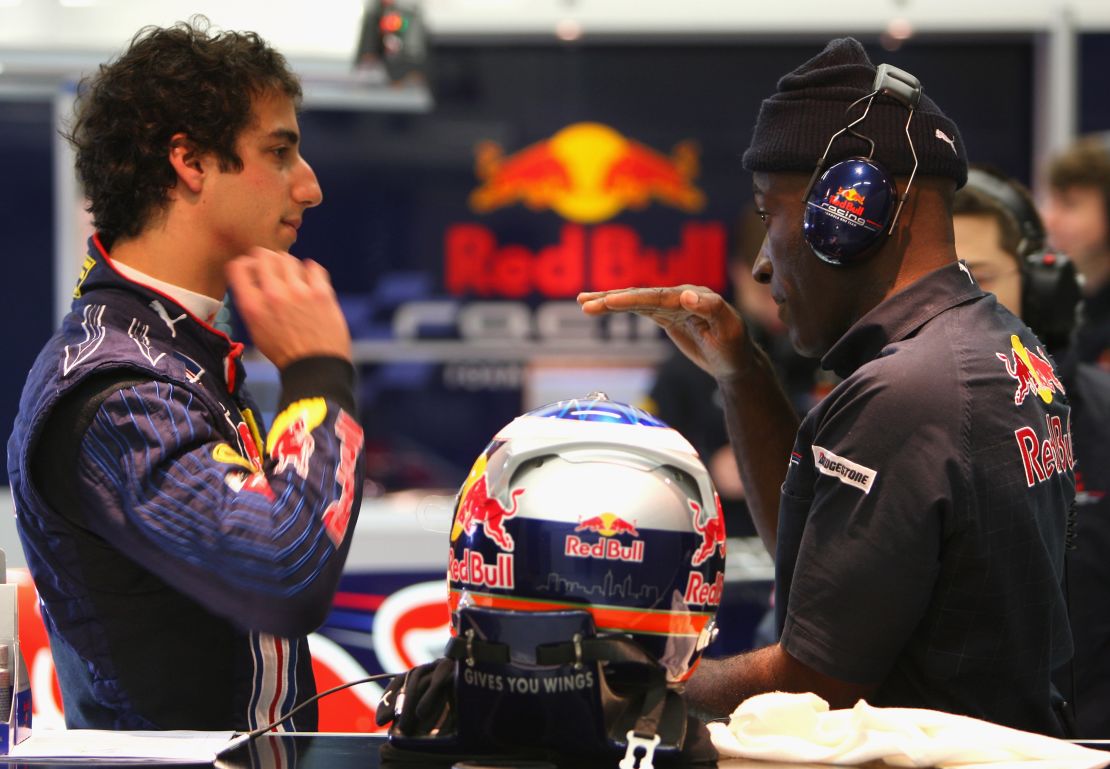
[{"left": 446, "top": 392, "right": 726, "bottom": 683}]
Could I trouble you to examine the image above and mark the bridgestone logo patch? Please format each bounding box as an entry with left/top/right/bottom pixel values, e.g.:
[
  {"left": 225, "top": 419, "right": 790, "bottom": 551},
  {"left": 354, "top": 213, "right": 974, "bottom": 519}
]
[{"left": 811, "top": 445, "right": 876, "bottom": 494}]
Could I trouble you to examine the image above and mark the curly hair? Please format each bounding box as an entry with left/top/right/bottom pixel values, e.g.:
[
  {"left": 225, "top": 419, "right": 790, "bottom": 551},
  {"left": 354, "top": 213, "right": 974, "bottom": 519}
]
[{"left": 65, "top": 16, "right": 302, "bottom": 245}]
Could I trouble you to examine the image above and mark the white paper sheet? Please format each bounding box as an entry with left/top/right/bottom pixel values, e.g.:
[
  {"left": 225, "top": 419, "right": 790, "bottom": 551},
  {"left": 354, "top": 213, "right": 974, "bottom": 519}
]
[{"left": 7, "top": 729, "right": 252, "bottom": 763}]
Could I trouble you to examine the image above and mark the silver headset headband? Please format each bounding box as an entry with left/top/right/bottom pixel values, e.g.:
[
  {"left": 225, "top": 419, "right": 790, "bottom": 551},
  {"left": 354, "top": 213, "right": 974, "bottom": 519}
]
[{"left": 803, "top": 63, "right": 923, "bottom": 236}]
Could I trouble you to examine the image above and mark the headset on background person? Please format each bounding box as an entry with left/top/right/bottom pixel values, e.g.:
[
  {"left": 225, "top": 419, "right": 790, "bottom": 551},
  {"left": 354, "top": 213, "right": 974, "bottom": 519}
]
[
  {"left": 963, "top": 167, "right": 1081, "bottom": 354},
  {"left": 801, "top": 63, "right": 922, "bottom": 265}
]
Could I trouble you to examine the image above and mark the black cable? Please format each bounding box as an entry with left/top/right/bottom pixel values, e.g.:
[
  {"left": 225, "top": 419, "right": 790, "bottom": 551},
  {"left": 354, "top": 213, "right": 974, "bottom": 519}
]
[{"left": 243, "top": 671, "right": 399, "bottom": 740}]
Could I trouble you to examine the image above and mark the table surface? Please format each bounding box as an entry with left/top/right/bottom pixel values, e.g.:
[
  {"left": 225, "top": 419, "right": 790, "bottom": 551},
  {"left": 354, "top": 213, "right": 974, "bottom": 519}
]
[
  {"left": 3, "top": 732, "right": 1108, "bottom": 769},
  {"left": 0, "top": 731, "right": 783, "bottom": 769}
]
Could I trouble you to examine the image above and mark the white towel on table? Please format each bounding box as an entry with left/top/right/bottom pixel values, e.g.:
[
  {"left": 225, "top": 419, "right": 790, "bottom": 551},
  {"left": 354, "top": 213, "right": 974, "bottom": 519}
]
[{"left": 709, "top": 691, "right": 1110, "bottom": 769}]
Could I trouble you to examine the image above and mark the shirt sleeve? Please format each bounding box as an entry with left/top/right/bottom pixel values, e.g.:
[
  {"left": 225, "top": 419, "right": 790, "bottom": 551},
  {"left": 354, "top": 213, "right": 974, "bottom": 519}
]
[
  {"left": 779, "top": 359, "right": 963, "bottom": 684},
  {"left": 74, "top": 373, "right": 365, "bottom": 638}
]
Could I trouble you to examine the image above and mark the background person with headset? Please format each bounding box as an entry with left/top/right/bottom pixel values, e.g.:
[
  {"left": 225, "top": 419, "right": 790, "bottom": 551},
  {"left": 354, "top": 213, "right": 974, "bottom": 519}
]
[
  {"left": 954, "top": 167, "right": 1110, "bottom": 739},
  {"left": 580, "top": 37, "right": 1076, "bottom": 735},
  {"left": 1042, "top": 135, "right": 1110, "bottom": 373}
]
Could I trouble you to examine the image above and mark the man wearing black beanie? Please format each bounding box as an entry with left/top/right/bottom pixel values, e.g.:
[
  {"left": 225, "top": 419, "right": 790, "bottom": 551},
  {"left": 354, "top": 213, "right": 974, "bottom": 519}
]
[{"left": 580, "top": 38, "right": 1076, "bottom": 736}]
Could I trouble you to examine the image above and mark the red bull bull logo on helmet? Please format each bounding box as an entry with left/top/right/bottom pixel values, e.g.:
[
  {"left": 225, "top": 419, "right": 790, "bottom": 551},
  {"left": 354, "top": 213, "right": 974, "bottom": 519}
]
[
  {"left": 574, "top": 512, "right": 638, "bottom": 537},
  {"left": 689, "top": 496, "right": 726, "bottom": 567},
  {"left": 997, "top": 335, "right": 1066, "bottom": 406},
  {"left": 469, "top": 122, "right": 705, "bottom": 224},
  {"left": 451, "top": 453, "right": 524, "bottom": 552}
]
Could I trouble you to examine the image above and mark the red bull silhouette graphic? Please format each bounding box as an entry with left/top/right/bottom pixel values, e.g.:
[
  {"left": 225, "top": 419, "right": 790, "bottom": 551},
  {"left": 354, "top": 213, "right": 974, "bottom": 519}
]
[
  {"left": 689, "top": 495, "right": 726, "bottom": 566},
  {"left": 450, "top": 453, "right": 524, "bottom": 552},
  {"left": 271, "top": 416, "right": 315, "bottom": 479},
  {"left": 996, "top": 335, "right": 1065, "bottom": 405},
  {"left": 574, "top": 512, "right": 639, "bottom": 538},
  {"left": 468, "top": 122, "right": 705, "bottom": 224}
]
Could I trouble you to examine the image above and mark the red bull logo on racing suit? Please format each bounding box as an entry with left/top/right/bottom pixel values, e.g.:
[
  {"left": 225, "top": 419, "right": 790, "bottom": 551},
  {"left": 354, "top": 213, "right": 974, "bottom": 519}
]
[
  {"left": 322, "top": 410, "right": 364, "bottom": 546},
  {"left": 267, "top": 398, "right": 328, "bottom": 479}
]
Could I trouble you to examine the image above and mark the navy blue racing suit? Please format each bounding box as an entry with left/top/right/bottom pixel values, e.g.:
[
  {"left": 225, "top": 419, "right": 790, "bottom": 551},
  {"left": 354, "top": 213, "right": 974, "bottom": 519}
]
[{"left": 7, "top": 235, "right": 365, "bottom": 730}]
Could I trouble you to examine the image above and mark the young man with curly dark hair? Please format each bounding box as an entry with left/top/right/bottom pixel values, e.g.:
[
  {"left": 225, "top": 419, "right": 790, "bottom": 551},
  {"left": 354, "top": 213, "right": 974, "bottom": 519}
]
[{"left": 7, "top": 18, "right": 365, "bottom": 730}]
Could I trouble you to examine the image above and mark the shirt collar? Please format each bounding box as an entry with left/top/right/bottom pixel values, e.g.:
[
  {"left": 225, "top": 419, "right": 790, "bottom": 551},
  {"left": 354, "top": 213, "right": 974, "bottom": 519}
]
[
  {"left": 821, "top": 260, "right": 985, "bottom": 379},
  {"left": 111, "top": 260, "right": 225, "bottom": 325}
]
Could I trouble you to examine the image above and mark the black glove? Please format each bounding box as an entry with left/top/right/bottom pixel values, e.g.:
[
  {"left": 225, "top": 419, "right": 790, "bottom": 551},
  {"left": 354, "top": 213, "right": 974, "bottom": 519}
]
[{"left": 375, "top": 658, "right": 456, "bottom": 736}]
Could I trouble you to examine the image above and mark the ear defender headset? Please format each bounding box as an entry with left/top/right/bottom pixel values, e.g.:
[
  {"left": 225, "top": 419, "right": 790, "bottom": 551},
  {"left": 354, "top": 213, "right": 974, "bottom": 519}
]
[
  {"left": 802, "top": 63, "right": 923, "bottom": 265},
  {"left": 963, "top": 167, "right": 1081, "bottom": 352}
]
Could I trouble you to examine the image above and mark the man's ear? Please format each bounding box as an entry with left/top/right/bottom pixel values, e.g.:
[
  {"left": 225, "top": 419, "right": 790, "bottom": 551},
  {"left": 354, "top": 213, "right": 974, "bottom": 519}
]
[{"left": 168, "top": 133, "right": 206, "bottom": 195}]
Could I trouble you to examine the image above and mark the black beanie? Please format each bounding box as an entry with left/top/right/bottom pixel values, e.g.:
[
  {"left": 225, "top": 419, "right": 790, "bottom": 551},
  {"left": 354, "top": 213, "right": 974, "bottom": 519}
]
[{"left": 742, "top": 38, "right": 968, "bottom": 187}]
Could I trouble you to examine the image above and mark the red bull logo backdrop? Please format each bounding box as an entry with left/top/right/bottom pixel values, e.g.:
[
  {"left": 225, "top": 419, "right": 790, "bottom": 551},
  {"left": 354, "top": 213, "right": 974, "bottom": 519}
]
[{"left": 445, "top": 122, "right": 727, "bottom": 299}]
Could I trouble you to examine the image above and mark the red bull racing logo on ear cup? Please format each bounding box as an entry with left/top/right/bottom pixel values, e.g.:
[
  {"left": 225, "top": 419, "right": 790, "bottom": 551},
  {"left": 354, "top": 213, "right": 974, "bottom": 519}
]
[{"left": 803, "top": 157, "right": 897, "bottom": 265}]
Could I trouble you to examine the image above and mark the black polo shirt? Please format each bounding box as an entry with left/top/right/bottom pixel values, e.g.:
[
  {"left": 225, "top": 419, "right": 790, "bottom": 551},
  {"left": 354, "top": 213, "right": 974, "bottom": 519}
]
[
  {"left": 1055, "top": 359, "right": 1110, "bottom": 738},
  {"left": 775, "top": 261, "right": 1075, "bottom": 736},
  {"left": 1073, "top": 280, "right": 1110, "bottom": 372}
]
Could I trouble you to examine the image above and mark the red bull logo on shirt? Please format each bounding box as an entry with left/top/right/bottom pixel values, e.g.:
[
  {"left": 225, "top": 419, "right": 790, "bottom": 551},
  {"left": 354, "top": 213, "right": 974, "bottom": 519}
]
[
  {"left": 689, "top": 495, "right": 726, "bottom": 567},
  {"left": 996, "top": 335, "right": 1066, "bottom": 406},
  {"left": 1014, "top": 413, "right": 1075, "bottom": 488},
  {"left": 450, "top": 453, "right": 524, "bottom": 552}
]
